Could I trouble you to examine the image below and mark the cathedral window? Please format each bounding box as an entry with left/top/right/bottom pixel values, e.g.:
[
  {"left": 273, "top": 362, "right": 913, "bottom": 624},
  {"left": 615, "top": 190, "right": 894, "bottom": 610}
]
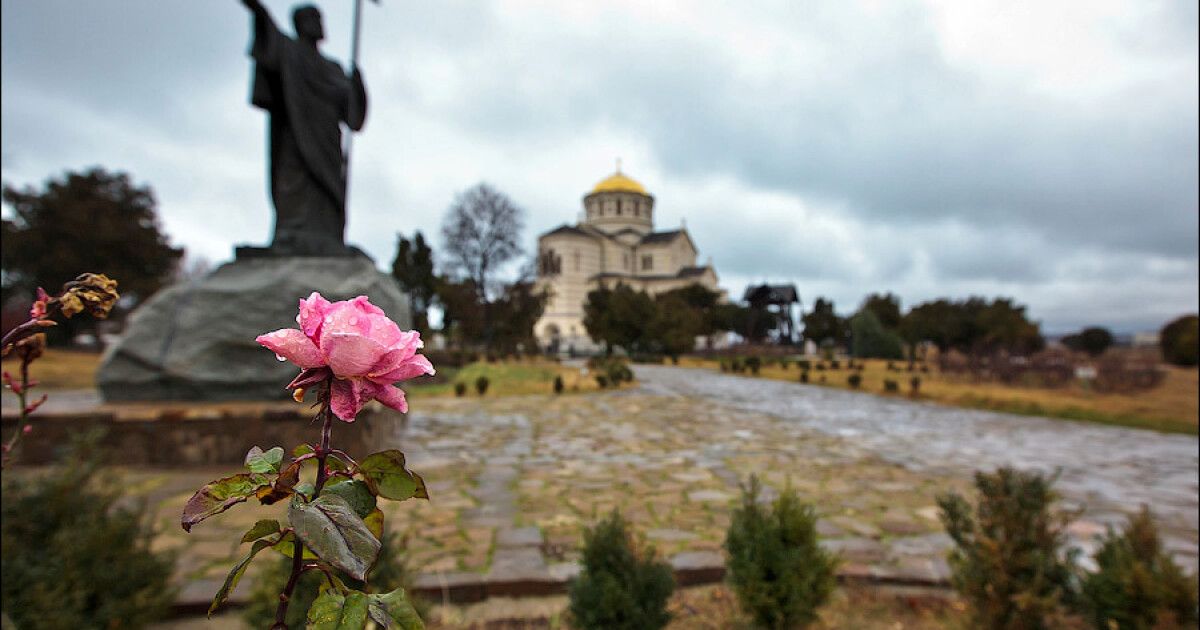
[
  {"left": 641, "top": 255, "right": 653, "bottom": 271},
  {"left": 538, "top": 249, "right": 562, "bottom": 276},
  {"left": 573, "top": 251, "right": 581, "bottom": 272}
]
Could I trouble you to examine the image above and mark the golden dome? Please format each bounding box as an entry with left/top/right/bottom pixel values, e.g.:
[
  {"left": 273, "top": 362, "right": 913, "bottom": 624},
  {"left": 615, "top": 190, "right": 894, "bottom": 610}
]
[{"left": 591, "top": 171, "right": 647, "bottom": 195}]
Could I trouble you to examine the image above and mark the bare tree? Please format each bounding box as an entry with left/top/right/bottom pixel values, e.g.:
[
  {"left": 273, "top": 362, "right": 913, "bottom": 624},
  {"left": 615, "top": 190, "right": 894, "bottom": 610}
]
[{"left": 441, "top": 182, "right": 524, "bottom": 303}]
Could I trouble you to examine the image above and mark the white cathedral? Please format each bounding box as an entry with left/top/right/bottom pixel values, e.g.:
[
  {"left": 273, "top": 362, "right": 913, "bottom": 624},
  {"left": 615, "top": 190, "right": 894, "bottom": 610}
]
[{"left": 533, "top": 167, "right": 723, "bottom": 354}]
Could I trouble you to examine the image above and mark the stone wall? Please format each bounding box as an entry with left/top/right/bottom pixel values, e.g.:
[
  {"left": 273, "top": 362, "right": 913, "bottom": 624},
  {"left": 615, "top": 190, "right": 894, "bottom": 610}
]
[{"left": 0, "top": 404, "right": 403, "bottom": 466}]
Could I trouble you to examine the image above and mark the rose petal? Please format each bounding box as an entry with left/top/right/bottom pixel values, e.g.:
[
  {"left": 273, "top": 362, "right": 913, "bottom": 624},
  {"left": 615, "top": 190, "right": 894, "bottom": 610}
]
[
  {"left": 256, "top": 329, "right": 325, "bottom": 368},
  {"left": 350, "top": 295, "right": 385, "bottom": 316},
  {"left": 297, "top": 292, "right": 333, "bottom": 340},
  {"left": 368, "top": 333, "right": 424, "bottom": 373},
  {"left": 371, "top": 354, "right": 435, "bottom": 384},
  {"left": 323, "top": 332, "right": 389, "bottom": 377},
  {"left": 374, "top": 385, "right": 409, "bottom": 414},
  {"left": 330, "top": 377, "right": 380, "bottom": 421}
]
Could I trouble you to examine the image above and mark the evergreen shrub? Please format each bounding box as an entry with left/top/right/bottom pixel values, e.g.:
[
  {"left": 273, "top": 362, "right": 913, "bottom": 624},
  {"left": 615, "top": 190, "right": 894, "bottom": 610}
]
[
  {"left": 746, "top": 356, "right": 762, "bottom": 375},
  {"left": 475, "top": 375, "right": 490, "bottom": 395},
  {"left": 883, "top": 379, "right": 898, "bottom": 393},
  {"left": 725, "top": 476, "right": 838, "bottom": 629},
  {"left": 554, "top": 375, "right": 565, "bottom": 394},
  {"left": 569, "top": 510, "right": 675, "bottom": 630},
  {"left": 938, "top": 467, "right": 1077, "bottom": 629},
  {"left": 454, "top": 381, "right": 467, "bottom": 397},
  {"left": 847, "top": 373, "right": 862, "bottom": 388},
  {"left": 1, "top": 431, "right": 177, "bottom": 629},
  {"left": 1080, "top": 506, "right": 1198, "bottom": 630}
]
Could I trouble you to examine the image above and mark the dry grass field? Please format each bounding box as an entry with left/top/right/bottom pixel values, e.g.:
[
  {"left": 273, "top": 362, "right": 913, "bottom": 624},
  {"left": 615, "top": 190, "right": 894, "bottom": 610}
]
[
  {"left": 8, "top": 350, "right": 1195, "bottom": 434},
  {"left": 678, "top": 356, "right": 1199, "bottom": 435},
  {"left": 0, "top": 348, "right": 102, "bottom": 390},
  {"left": 1, "top": 350, "right": 610, "bottom": 399}
]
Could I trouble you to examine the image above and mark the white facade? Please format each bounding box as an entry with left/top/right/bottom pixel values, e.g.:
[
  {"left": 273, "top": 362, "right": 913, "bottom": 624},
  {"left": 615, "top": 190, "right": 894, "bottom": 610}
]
[{"left": 533, "top": 169, "right": 723, "bottom": 354}]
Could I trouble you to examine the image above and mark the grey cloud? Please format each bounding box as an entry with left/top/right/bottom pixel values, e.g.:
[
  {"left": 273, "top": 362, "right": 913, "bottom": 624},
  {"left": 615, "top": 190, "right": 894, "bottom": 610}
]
[{"left": 2, "top": 0, "right": 1196, "bottom": 334}]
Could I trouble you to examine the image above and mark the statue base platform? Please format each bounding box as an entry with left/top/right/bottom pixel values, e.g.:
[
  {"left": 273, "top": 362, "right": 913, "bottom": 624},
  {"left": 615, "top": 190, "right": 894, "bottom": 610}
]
[{"left": 97, "top": 253, "right": 412, "bottom": 402}]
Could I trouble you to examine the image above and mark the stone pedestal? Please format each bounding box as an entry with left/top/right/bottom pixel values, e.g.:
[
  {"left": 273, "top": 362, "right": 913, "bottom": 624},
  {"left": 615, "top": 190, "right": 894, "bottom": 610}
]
[{"left": 98, "top": 255, "right": 411, "bottom": 401}]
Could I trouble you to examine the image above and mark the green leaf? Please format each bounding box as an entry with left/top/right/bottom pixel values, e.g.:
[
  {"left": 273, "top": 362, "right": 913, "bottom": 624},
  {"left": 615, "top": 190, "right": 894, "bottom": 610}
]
[
  {"left": 181, "top": 472, "right": 272, "bottom": 532},
  {"left": 307, "top": 589, "right": 370, "bottom": 630},
  {"left": 359, "top": 450, "right": 429, "bottom": 502},
  {"left": 363, "top": 508, "right": 384, "bottom": 541},
  {"left": 271, "top": 531, "right": 318, "bottom": 560},
  {"left": 240, "top": 519, "right": 281, "bottom": 543},
  {"left": 293, "top": 443, "right": 316, "bottom": 458},
  {"left": 324, "top": 480, "right": 377, "bottom": 519},
  {"left": 295, "top": 482, "right": 316, "bottom": 499},
  {"left": 327, "top": 453, "right": 350, "bottom": 472},
  {"left": 289, "top": 495, "right": 381, "bottom": 581},
  {"left": 324, "top": 475, "right": 352, "bottom": 488},
  {"left": 367, "top": 587, "right": 425, "bottom": 629},
  {"left": 209, "top": 536, "right": 276, "bottom": 616},
  {"left": 255, "top": 459, "right": 303, "bottom": 505},
  {"left": 244, "top": 446, "right": 285, "bottom": 474}
]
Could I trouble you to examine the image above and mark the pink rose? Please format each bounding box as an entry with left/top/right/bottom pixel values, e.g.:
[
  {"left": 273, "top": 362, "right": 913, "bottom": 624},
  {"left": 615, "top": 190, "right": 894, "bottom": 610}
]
[{"left": 256, "top": 293, "right": 434, "bottom": 421}]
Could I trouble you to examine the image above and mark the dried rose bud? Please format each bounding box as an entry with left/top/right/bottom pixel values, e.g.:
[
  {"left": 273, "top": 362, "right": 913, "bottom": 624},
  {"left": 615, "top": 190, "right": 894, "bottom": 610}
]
[
  {"left": 22, "top": 425, "right": 32, "bottom": 435},
  {"left": 58, "top": 273, "right": 120, "bottom": 319},
  {"left": 14, "top": 333, "right": 46, "bottom": 363}
]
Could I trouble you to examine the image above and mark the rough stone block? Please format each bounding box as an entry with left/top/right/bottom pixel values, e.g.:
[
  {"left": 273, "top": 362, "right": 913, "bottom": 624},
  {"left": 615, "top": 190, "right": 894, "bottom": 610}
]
[{"left": 98, "top": 255, "right": 411, "bottom": 401}]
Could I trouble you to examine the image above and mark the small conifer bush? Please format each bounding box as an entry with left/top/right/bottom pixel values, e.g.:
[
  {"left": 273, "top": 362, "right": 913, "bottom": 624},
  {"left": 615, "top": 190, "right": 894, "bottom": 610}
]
[
  {"left": 909, "top": 376, "right": 921, "bottom": 396},
  {"left": 1, "top": 431, "right": 177, "bottom": 629},
  {"left": 799, "top": 370, "right": 809, "bottom": 384},
  {"left": 569, "top": 510, "right": 675, "bottom": 630},
  {"left": 746, "top": 356, "right": 762, "bottom": 375},
  {"left": 938, "top": 467, "right": 1077, "bottom": 629},
  {"left": 847, "top": 373, "right": 862, "bottom": 388},
  {"left": 475, "top": 375, "right": 490, "bottom": 395},
  {"left": 595, "top": 374, "right": 609, "bottom": 388},
  {"left": 1080, "top": 506, "right": 1198, "bottom": 630},
  {"left": 829, "top": 359, "right": 840, "bottom": 370},
  {"left": 553, "top": 375, "right": 565, "bottom": 394},
  {"left": 883, "top": 379, "right": 899, "bottom": 393},
  {"left": 725, "top": 476, "right": 838, "bottom": 629},
  {"left": 454, "top": 381, "right": 467, "bottom": 397}
]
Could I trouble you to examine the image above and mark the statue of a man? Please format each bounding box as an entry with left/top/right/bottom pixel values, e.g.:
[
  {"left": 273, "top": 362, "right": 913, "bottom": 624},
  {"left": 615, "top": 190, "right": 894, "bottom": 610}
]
[{"left": 240, "top": 0, "right": 367, "bottom": 257}]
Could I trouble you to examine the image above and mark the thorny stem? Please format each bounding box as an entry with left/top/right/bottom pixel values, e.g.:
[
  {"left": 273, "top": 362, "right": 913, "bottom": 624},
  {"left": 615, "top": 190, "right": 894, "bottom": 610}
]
[
  {"left": 1, "top": 354, "right": 34, "bottom": 467},
  {"left": 272, "top": 380, "right": 336, "bottom": 630},
  {"left": 0, "top": 318, "right": 51, "bottom": 354}
]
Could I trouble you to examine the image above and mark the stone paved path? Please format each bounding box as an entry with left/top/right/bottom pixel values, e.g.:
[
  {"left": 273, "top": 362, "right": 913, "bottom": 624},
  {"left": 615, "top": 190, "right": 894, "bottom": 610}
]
[
  {"left": 46, "top": 363, "right": 1196, "bottom": 611},
  {"left": 636, "top": 365, "right": 1200, "bottom": 568}
]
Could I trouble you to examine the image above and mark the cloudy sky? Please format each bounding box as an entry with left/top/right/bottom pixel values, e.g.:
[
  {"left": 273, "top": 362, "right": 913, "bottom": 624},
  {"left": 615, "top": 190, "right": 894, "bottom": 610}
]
[{"left": 2, "top": 0, "right": 1196, "bottom": 334}]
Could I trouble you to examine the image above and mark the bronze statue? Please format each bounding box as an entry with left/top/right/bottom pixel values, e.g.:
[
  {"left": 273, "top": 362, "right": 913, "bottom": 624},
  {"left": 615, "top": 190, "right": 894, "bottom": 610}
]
[{"left": 239, "top": 0, "right": 367, "bottom": 256}]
